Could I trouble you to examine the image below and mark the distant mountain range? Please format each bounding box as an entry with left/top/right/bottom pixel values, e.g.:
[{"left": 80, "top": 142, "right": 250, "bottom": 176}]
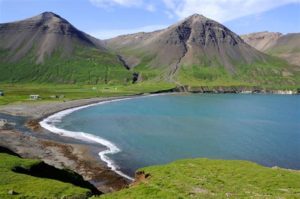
[
  {"left": 0, "top": 12, "right": 299, "bottom": 87},
  {"left": 241, "top": 32, "right": 300, "bottom": 67}
]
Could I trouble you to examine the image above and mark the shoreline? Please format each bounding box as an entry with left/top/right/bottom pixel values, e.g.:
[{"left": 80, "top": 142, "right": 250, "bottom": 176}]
[
  {"left": 0, "top": 93, "right": 169, "bottom": 192},
  {"left": 37, "top": 90, "right": 300, "bottom": 181},
  {"left": 40, "top": 95, "right": 157, "bottom": 181},
  {"left": 0, "top": 95, "right": 147, "bottom": 193},
  {"left": 40, "top": 93, "right": 170, "bottom": 181},
  {"left": 0, "top": 91, "right": 299, "bottom": 193}
]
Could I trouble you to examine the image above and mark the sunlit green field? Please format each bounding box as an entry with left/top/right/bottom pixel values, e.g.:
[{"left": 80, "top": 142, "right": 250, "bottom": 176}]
[
  {"left": 98, "top": 159, "right": 300, "bottom": 199},
  {"left": 0, "top": 153, "right": 91, "bottom": 199},
  {"left": 0, "top": 83, "right": 175, "bottom": 105}
]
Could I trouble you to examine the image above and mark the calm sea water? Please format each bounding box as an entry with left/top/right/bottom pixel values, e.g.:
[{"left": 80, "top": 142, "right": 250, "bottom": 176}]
[{"left": 57, "top": 94, "right": 300, "bottom": 176}]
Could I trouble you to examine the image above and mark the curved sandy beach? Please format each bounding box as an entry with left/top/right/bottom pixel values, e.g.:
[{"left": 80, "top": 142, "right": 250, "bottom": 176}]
[{"left": 0, "top": 95, "right": 145, "bottom": 193}]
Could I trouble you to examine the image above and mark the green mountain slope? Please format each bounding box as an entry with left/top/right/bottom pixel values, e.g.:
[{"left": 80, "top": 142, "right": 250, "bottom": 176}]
[
  {"left": 0, "top": 13, "right": 299, "bottom": 88},
  {"left": 0, "top": 12, "right": 132, "bottom": 84},
  {"left": 106, "top": 15, "right": 299, "bottom": 88}
]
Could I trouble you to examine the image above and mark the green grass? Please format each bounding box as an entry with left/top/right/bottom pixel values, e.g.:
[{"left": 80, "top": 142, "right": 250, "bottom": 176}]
[
  {"left": 0, "top": 153, "right": 91, "bottom": 199},
  {"left": 0, "top": 82, "right": 175, "bottom": 105},
  {"left": 97, "top": 158, "right": 300, "bottom": 199},
  {"left": 0, "top": 45, "right": 132, "bottom": 84},
  {"left": 177, "top": 57, "right": 300, "bottom": 90},
  {"left": 111, "top": 45, "right": 300, "bottom": 89},
  {"left": 266, "top": 45, "right": 300, "bottom": 55},
  {"left": 1, "top": 43, "right": 300, "bottom": 106}
]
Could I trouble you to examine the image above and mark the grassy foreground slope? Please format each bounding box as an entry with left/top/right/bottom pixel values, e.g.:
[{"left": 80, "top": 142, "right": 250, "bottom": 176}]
[
  {"left": 0, "top": 153, "right": 91, "bottom": 198},
  {"left": 98, "top": 159, "right": 300, "bottom": 199}
]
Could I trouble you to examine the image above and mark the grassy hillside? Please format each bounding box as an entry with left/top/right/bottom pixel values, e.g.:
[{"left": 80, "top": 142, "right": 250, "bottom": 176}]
[
  {"left": 0, "top": 45, "right": 132, "bottom": 84},
  {"left": 0, "top": 12, "right": 136, "bottom": 85},
  {"left": 1, "top": 152, "right": 299, "bottom": 198},
  {"left": 1, "top": 13, "right": 299, "bottom": 89},
  {"left": 98, "top": 158, "right": 300, "bottom": 199},
  {"left": 177, "top": 57, "right": 300, "bottom": 89},
  {"left": 108, "top": 40, "right": 300, "bottom": 89},
  {"left": 0, "top": 152, "right": 91, "bottom": 198}
]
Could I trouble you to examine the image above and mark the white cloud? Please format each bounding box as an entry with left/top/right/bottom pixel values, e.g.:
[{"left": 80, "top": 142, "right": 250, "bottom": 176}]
[
  {"left": 89, "top": 0, "right": 156, "bottom": 12},
  {"left": 89, "top": 0, "right": 143, "bottom": 8},
  {"left": 146, "top": 4, "right": 156, "bottom": 12},
  {"left": 162, "top": 0, "right": 300, "bottom": 22},
  {"left": 89, "top": 24, "right": 167, "bottom": 39}
]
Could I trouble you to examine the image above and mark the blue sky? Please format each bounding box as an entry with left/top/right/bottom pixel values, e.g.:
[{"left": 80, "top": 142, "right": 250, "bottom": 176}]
[{"left": 0, "top": 0, "right": 299, "bottom": 39}]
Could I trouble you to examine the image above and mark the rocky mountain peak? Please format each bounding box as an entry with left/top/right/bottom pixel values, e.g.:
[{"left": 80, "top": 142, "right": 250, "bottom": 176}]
[
  {"left": 41, "top": 11, "right": 58, "bottom": 18},
  {"left": 26, "top": 11, "right": 85, "bottom": 37},
  {"left": 185, "top": 14, "right": 209, "bottom": 22},
  {"left": 28, "top": 11, "right": 65, "bottom": 24},
  {"left": 169, "top": 13, "right": 242, "bottom": 48},
  {"left": 0, "top": 11, "right": 101, "bottom": 63},
  {"left": 40, "top": 12, "right": 65, "bottom": 22},
  {"left": 106, "top": 13, "right": 267, "bottom": 76}
]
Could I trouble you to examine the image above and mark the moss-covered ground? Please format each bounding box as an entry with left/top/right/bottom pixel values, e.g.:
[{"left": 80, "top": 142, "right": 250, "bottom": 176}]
[
  {"left": 98, "top": 158, "right": 300, "bottom": 199},
  {"left": 0, "top": 153, "right": 91, "bottom": 199}
]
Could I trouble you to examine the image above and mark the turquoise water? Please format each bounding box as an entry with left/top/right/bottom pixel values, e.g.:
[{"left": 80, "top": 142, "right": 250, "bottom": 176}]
[{"left": 57, "top": 94, "right": 300, "bottom": 176}]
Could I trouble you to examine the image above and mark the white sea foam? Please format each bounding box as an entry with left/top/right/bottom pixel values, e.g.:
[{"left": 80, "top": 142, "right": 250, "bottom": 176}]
[{"left": 39, "top": 94, "right": 167, "bottom": 181}]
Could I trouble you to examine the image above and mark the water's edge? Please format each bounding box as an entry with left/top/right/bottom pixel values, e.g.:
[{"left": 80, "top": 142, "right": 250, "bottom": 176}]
[
  {"left": 39, "top": 94, "right": 167, "bottom": 181},
  {"left": 39, "top": 90, "right": 299, "bottom": 181}
]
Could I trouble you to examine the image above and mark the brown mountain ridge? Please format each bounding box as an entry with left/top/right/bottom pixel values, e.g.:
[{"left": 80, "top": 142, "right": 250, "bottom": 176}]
[
  {"left": 0, "top": 12, "right": 131, "bottom": 83},
  {"left": 241, "top": 31, "right": 300, "bottom": 67},
  {"left": 0, "top": 12, "right": 298, "bottom": 86},
  {"left": 105, "top": 14, "right": 291, "bottom": 84}
]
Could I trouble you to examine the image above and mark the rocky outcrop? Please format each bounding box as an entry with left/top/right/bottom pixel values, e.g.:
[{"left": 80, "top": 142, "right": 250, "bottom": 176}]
[
  {"left": 131, "top": 171, "right": 151, "bottom": 186},
  {"left": 0, "top": 119, "right": 15, "bottom": 130},
  {"left": 26, "top": 119, "right": 41, "bottom": 131}
]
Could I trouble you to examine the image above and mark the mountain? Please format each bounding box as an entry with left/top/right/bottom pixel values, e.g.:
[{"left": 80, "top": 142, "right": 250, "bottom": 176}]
[
  {"left": 0, "top": 12, "right": 131, "bottom": 84},
  {"left": 105, "top": 14, "right": 296, "bottom": 86},
  {"left": 0, "top": 13, "right": 298, "bottom": 87},
  {"left": 241, "top": 32, "right": 283, "bottom": 52},
  {"left": 241, "top": 32, "right": 300, "bottom": 66}
]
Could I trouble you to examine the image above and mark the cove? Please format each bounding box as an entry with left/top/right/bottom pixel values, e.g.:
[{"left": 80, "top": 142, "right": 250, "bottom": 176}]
[{"left": 49, "top": 94, "right": 300, "bottom": 177}]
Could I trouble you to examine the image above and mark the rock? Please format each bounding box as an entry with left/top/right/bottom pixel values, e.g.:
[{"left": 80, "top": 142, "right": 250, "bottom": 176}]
[
  {"left": 26, "top": 119, "right": 41, "bottom": 131},
  {"left": 0, "top": 119, "right": 15, "bottom": 130},
  {"left": 50, "top": 95, "right": 59, "bottom": 99},
  {"left": 132, "top": 171, "right": 151, "bottom": 186},
  {"left": 8, "top": 190, "right": 18, "bottom": 195}
]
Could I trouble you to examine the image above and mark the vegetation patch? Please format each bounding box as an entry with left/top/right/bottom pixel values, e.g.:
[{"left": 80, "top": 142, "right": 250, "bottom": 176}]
[
  {"left": 0, "top": 83, "right": 175, "bottom": 105},
  {"left": 97, "top": 158, "right": 300, "bottom": 199},
  {"left": 0, "top": 152, "right": 92, "bottom": 198}
]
